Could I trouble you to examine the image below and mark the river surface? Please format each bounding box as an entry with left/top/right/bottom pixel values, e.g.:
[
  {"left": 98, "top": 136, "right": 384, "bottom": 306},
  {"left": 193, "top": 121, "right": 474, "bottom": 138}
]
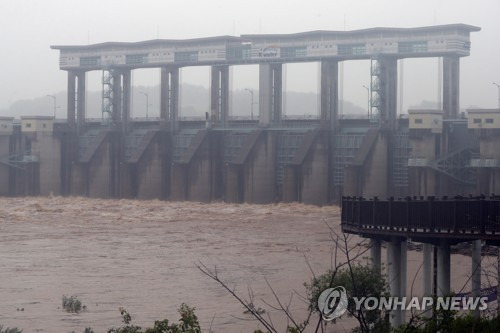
[{"left": 0, "top": 197, "right": 343, "bottom": 332}]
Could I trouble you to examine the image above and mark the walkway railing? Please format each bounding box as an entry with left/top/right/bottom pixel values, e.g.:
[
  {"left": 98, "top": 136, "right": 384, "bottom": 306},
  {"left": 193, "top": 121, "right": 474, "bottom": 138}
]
[{"left": 341, "top": 196, "right": 500, "bottom": 242}]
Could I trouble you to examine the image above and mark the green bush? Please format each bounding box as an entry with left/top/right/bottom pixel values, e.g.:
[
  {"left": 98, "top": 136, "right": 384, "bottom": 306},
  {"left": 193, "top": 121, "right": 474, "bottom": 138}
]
[
  {"left": 107, "top": 304, "right": 201, "bottom": 333},
  {"left": 305, "top": 263, "right": 390, "bottom": 332},
  {"left": 0, "top": 326, "right": 23, "bottom": 333},
  {"left": 62, "top": 295, "right": 85, "bottom": 313}
]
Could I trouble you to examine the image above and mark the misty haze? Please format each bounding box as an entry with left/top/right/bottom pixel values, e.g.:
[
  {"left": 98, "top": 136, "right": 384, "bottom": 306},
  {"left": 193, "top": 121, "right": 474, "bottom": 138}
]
[{"left": 1, "top": 1, "right": 500, "bottom": 332}]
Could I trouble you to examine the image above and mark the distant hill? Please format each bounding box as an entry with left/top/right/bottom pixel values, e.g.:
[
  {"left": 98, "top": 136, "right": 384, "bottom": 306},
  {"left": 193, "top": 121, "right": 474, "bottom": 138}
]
[{"left": 2, "top": 83, "right": 366, "bottom": 119}]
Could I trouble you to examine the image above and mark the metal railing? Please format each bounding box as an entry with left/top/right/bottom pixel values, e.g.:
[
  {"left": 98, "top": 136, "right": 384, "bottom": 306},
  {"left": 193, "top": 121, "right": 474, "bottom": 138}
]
[{"left": 341, "top": 196, "right": 500, "bottom": 237}]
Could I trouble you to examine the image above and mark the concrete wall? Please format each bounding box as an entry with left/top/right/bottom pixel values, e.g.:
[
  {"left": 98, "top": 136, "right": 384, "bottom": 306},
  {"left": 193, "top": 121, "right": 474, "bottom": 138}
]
[
  {"left": 363, "top": 132, "right": 389, "bottom": 198},
  {"left": 135, "top": 132, "right": 166, "bottom": 199},
  {"left": 242, "top": 131, "right": 276, "bottom": 203},
  {"left": 300, "top": 133, "right": 329, "bottom": 205},
  {"left": 282, "top": 129, "right": 330, "bottom": 205},
  {"left": 87, "top": 136, "right": 112, "bottom": 198},
  {"left": 224, "top": 164, "right": 242, "bottom": 203},
  {"left": 408, "top": 133, "right": 438, "bottom": 196},
  {"left": 170, "top": 131, "right": 223, "bottom": 202},
  {"left": 31, "top": 132, "right": 61, "bottom": 195},
  {"left": 0, "top": 135, "right": 10, "bottom": 195},
  {"left": 344, "top": 129, "right": 389, "bottom": 198},
  {"left": 478, "top": 135, "right": 500, "bottom": 194}
]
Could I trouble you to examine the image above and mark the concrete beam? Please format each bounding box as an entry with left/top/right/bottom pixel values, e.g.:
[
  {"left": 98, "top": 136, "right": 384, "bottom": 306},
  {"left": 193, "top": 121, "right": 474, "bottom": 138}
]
[
  {"left": 378, "top": 57, "right": 397, "bottom": 130},
  {"left": 210, "top": 65, "right": 230, "bottom": 127},
  {"left": 122, "top": 70, "right": 132, "bottom": 130},
  {"left": 76, "top": 71, "right": 86, "bottom": 130},
  {"left": 443, "top": 56, "right": 460, "bottom": 119},
  {"left": 112, "top": 72, "right": 122, "bottom": 124},
  {"left": 160, "top": 67, "right": 180, "bottom": 131},
  {"left": 259, "top": 63, "right": 282, "bottom": 126},
  {"left": 67, "top": 71, "right": 76, "bottom": 125},
  {"left": 320, "top": 60, "right": 338, "bottom": 129}
]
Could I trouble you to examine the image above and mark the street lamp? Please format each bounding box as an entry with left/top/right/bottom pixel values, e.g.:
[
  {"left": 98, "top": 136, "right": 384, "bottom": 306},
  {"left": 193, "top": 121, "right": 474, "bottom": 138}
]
[
  {"left": 493, "top": 82, "right": 500, "bottom": 109},
  {"left": 362, "top": 85, "right": 370, "bottom": 118},
  {"left": 244, "top": 88, "right": 255, "bottom": 120},
  {"left": 139, "top": 91, "right": 150, "bottom": 119},
  {"left": 46, "top": 94, "right": 57, "bottom": 119}
]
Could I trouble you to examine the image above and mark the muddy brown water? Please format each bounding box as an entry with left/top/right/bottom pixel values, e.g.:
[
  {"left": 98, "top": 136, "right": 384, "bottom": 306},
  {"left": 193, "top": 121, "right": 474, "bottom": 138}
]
[{"left": 0, "top": 197, "right": 343, "bottom": 332}]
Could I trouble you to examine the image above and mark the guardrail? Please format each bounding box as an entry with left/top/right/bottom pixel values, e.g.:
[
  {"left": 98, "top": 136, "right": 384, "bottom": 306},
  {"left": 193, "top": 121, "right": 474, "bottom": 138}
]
[{"left": 341, "top": 196, "right": 500, "bottom": 241}]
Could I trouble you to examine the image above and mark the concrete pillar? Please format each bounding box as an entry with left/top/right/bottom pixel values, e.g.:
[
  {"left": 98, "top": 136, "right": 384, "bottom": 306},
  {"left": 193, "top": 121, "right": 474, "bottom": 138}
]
[
  {"left": 378, "top": 57, "right": 397, "bottom": 130},
  {"left": 443, "top": 56, "right": 460, "bottom": 119},
  {"left": 437, "top": 240, "right": 451, "bottom": 296},
  {"left": 259, "top": 63, "right": 282, "bottom": 126},
  {"left": 210, "top": 65, "right": 230, "bottom": 127},
  {"left": 320, "top": 60, "right": 338, "bottom": 129},
  {"left": 112, "top": 71, "right": 122, "bottom": 124},
  {"left": 160, "top": 67, "right": 180, "bottom": 131},
  {"left": 472, "top": 240, "right": 482, "bottom": 317},
  {"left": 498, "top": 247, "right": 500, "bottom": 316},
  {"left": 401, "top": 241, "right": 407, "bottom": 301},
  {"left": 388, "top": 238, "right": 402, "bottom": 328},
  {"left": 122, "top": 70, "right": 132, "bottom": 130},
  {"left": 370, "top": 238, "right": 381, "bottom": 268},
  {"left": 67, "top": 71, "right": 76, "bottom": 125},
  {"left": 160, "top": 68, "right": 169, "bottom": 123},
  {"left": 423, "top": 243, "right": 433, "bottom": 297},
  {"left": 76, "top": 71, "right": 86, "bottom": 130}
]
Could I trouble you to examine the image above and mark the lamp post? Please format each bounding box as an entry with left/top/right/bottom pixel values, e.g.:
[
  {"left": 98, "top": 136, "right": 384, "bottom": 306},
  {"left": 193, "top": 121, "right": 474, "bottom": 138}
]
[
  {"left": 139, "top": 91, "right": 150, "bottom": 119},
  {"left": 362, "top": 85, "right": 370, "bottom": 118},
  {"left": 244, "top": 88, "right": 254, "bottom": 120},
  {"left": 46, "top": 94, "right": 57, "bottom": 119},
  {"left": 493, "top": 82, "right": 500, "bottom": 109}
]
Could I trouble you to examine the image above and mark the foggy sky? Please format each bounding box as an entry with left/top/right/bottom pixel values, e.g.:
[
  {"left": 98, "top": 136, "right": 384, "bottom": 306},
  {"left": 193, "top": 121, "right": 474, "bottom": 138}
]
[{"left": 1, "top": 0, "right": 499, "bottom": 115}]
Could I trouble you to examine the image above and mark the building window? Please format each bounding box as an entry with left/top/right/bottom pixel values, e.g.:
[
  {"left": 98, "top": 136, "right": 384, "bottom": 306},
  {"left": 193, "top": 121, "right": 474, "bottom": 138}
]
[
  {"left": 126, "top": 54, "right": 148, "bottom": 64},
  {"left": 281, "top": 46, "right": 307, "bottom": 58},
  {"left": 473, "top": 118, "right": 481, "bottom": 124},
  {"left": 26, "top": 123, "right": 32, "bottom": 128},
  {"left": 398, "top": 41, "right": 428, "bottom": 53},
  {"left": 414, "top": 119, "right": 423, "bottom": 124},
  {"left": 43, "top": 123, "right": 47, "bottom": 128},
  {"left": 338, "top": 44, "right": 366, "bottom": 56},
  {"left": 174, "top": 51, "right": 199, "bottom": 62},
  {"left": 486, "top": 118, "right": 494, "bottom": 124},
  {"left": 226, "top": 45, "right": 252, "bottom": 60},
  {"left": 80, "top": 56, "right": 101, "bottom": 67}
]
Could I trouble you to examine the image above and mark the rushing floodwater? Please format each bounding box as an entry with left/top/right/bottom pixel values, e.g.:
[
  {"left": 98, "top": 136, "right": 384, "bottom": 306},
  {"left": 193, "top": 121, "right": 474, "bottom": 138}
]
[{"left": 0, "top": 197, "right": 342, "bottom": 332}]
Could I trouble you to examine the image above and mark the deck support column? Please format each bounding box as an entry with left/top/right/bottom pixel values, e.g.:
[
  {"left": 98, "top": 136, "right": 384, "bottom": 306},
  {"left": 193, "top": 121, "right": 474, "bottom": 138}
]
[
  {"left": 370, "top": 238, "right": 381, "bottom": 269},
  {"left": 437, "top": 240, "right": 451, "bottom": 296},
  {"left": 472, "top": 240, "right": 482, "bottom": 318},
  {"left": 388, "top": 237, "right": 403, "bottom": 328},
  {"left": 423, "top": 243, "right": 433, "bottom": 297}
]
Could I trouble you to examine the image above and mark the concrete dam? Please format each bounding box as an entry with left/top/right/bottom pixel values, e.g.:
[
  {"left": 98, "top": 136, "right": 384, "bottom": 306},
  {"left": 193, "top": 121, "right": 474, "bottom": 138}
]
[{"left": 3, "top": 23, "right": 499, "bottom": 204}]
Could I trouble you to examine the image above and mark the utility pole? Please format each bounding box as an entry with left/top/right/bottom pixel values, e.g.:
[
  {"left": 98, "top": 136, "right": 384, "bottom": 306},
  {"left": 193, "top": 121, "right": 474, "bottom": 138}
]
[
  {"left": 140, "top": 91, "right": 150, "bottom": 119},
  {"left": 362, "top": 85, "right": 370, "bottom": 118},
  {"left": 493, "top": 82, "right": 500, "bottom": 108},
  {"left": 46, "top": 94, "right": 57, "bottom": 119},
  {"left": 244, "top": 88, "right": 255, "bottom": 121}
]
